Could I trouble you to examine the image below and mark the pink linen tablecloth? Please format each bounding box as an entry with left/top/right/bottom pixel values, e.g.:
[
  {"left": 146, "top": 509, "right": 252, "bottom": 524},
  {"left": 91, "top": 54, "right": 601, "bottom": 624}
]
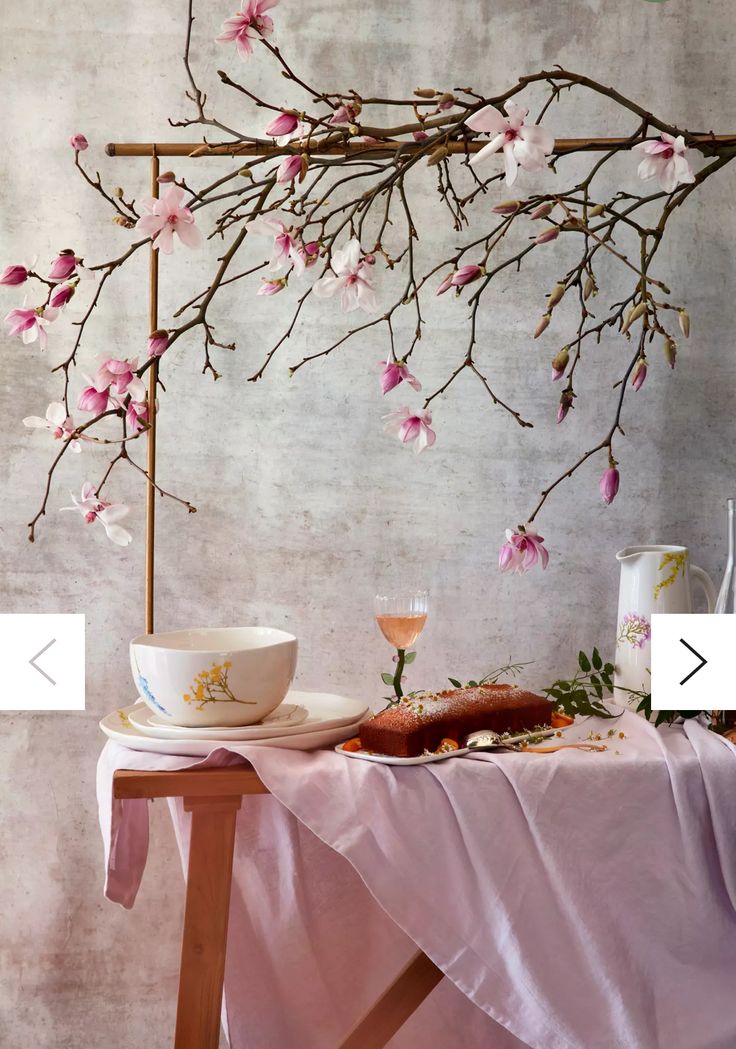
[{"left": 97, "top": 711, "right": 736, "bottom": 1049}]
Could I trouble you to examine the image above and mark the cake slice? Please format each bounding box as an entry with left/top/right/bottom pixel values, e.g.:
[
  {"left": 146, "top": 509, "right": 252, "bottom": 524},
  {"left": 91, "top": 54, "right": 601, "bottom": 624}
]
[{"left": 359, "top": 684, "right": 552, "bottom": 758}]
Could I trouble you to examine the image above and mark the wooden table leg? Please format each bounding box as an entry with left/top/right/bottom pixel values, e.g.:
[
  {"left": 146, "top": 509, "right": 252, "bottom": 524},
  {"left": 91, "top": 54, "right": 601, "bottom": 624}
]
[
  {"left": 174, "top": 794, "right": 242, "bottom": 1049},
  {"left": 339, "top": 950, "right": 444, "bottom": 1049}
]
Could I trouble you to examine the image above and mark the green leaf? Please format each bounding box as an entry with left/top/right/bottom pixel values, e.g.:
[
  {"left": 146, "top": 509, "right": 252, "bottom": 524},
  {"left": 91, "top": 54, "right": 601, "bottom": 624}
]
[
  {"left": 448, "top": 678, "right": 462, "bottom": 688},
  {"left": 404, "top": 651, "right": 416, "bottom": 664},
  {"left": 578, "top": 651, "right": 591, "bottom": 673},
  {"left": 381, "top": 672, "right": 394, "bottom": 686},
  {"left": 592, "top": 648, "right": 603, "bottom": 670},
  {"left": 467, "top": 680, "right": 478, "bottom": 687},
  {"left": 604, "top": 663, "right": 615, "bottom": 675}
]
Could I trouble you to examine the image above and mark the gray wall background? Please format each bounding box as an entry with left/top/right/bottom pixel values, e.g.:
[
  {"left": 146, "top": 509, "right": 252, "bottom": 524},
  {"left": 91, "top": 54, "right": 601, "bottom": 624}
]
[{"left": 1, "top": 0, "right": 734, "bottom": 1045}]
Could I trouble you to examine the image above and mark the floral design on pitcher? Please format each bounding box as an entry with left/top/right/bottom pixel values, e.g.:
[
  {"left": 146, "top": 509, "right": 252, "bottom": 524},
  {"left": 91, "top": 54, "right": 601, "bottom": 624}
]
[
  {"left": 653, "top": 551, "right": 688, "bottom": 599},
  {"left": 183, "top": 660, "right": 257, "bottom": 710},
  {"left": 616, "top": 613, "right": 651, "bottom": 649}
]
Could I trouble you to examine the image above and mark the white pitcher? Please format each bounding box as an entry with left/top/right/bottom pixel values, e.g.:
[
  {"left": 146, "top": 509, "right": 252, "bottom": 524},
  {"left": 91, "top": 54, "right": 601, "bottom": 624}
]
[{"left": 614, "top": 545, "right": 716, "bottom": 707}]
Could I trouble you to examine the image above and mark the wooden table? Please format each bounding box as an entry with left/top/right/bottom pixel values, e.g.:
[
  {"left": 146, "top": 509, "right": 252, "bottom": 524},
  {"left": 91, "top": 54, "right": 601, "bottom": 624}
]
[{"left": 114, "top": 766, "right": 444, "bottom": 1049}]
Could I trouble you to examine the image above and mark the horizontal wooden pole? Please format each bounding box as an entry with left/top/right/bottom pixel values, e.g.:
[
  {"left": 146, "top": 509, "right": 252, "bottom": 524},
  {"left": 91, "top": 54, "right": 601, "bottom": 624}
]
[
  {"left": 106, "top": 134, "right": 736, "bottom": 160},
  {"left": 113, "top": 766, "right": 270, "bottom": 800}
]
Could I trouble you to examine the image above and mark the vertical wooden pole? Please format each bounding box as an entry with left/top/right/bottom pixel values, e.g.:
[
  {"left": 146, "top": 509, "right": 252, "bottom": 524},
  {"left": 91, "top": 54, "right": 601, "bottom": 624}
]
[{"left": 145, "top": 151, "right": 159, "bottom": 635}]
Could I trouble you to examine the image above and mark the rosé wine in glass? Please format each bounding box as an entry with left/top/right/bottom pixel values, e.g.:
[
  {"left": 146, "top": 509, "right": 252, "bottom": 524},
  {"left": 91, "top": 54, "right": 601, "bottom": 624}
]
[{"left": 374, "top": 590, "right": 428, "bottom": 700}]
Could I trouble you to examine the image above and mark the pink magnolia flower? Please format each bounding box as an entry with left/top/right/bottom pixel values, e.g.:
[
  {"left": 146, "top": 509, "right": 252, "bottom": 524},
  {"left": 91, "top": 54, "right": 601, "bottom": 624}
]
[
  {"left": 60, "top": 482, "right": 132, "bottom": 546},
  {"left": 49, "top": 283, "right": 75, "bottom": 310},
  {"left": 135, "top": 185, "right": 202, "bottom": 254},
  {"left": 498, "top": 526, "right": 549, "bottom": 573},
  {"left": 465, "top": 101, "right": 555, "bottom": 186},
  {"left": 4, "top": 305, "right": 57, "bottom": 350},
  {"left": 77, "top": 381, "right": 110, "bottom": 414},
  {"left": 264, "top": 111, "right": 304, "bottom": 146},
  {"left": 312, "top": 238, "right": 377, "bottom": 313},
  {"left": 379, "top": 359, "right": 422, "bottom": 395},
  {"left": 216, "top": 0, "right": 277, "bottom": 60},
  {"left": 412, "top": 130, "right": 429, "bottom": 142},
  {"left": 48, "top": 251, "right": 77, "bottom": 282},
  {"left": 329, "top": 102, "right": 360, "bottom": 126},
  {"left": 382, "top": 406, "right": 436, "bottom": 453},
  {"left": 246, "top": 215, "right": 306, "bottom": 275},
  {"left": 23, "top": 401, "right": 82, "bottom": 453},
  {"left": 257, "top": 278, "right": 286, "bottom": 296},
  {"left": 436, "top": 272, "right": 455, "bottom": 296},
  {"left": 300, "top": 241, "right": 319, "bottom": 268},
  {"left": 631, "top": 357, "right": 647, "bottom": 391},
  {"left": 69, "top": 133, "right": 89, "bottom": 151},
  {"left": 94, "top": 357, "right": 146, "bottom": 401},
  {"left": 276, "top": 154, "right": 303, "bottom": 184},
  {"left": 600, "top": 466, "right": 620, "bottom": 505},
  {"left": 0, "top": 264, "right": 28, "bottom": 286},
  {"left": 126, "top": 400, "right": 149, "bottom": 435},
  {"left": 633, "top": 134, "right": 694, "bottom": 194},
  {"left": 535, "top": 227, "right": 559, "bottom": 245},
  {"left": 147, "top": 330, "right": 169, "bottom": 358}
]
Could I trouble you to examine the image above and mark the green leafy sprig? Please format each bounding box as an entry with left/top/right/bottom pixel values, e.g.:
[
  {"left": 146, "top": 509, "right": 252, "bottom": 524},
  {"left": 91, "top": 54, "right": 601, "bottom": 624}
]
[{"left": 544, "top": 648, "right": 621, "bottom": 720}]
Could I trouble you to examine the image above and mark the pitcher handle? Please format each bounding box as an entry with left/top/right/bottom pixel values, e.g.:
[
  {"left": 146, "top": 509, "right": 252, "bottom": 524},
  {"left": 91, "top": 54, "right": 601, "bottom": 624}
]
[{"left": 691, "top": 564, "right": 717, "bottom": 612}]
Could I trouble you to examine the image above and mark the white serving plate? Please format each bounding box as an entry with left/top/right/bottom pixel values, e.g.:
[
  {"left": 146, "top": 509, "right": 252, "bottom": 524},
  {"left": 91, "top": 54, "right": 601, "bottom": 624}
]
[
  {"left": 101, "top": 704, "right": 365, "bottom": 757},
  {"left": 129, "top": 700, "right": 310, "bottom": 740},
  {"left": 335, "top": 724, "right": 570, "bottom": 766}
]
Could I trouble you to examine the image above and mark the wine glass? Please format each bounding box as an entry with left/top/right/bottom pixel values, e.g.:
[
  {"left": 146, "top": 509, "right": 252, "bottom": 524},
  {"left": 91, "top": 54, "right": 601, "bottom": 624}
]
[{"left": 374, "top": 589, "right": 428, "bottom": 700}]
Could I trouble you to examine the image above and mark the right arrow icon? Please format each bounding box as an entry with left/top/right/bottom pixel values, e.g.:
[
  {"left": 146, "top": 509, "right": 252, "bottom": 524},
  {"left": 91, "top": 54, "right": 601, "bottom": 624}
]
[{"left": 679, "top": 638, "right": 708, "bottom": 686}]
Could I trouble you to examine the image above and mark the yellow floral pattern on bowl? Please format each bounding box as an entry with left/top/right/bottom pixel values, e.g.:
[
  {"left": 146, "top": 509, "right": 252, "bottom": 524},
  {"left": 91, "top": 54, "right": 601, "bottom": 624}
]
[
  {"left": 183, "top": 660, "right": 258, "bottom": 710},
  {"left": 654, "top": 550, "right": 687, "bottom": 600}
]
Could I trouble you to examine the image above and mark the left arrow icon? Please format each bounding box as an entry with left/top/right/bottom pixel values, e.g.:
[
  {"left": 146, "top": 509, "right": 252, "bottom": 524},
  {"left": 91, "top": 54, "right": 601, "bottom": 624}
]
[
  {"left": 679, "top": 638, "right": 707, "bottom": 686},
  {"left": 29, "top": 639, "right": 57, "bottom": 685}
]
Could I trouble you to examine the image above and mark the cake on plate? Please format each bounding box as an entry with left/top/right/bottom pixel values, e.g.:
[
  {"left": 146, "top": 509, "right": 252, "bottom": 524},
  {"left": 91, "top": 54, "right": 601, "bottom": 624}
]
[{"left": 359, "top": 683, "right": 552, "bottom": 758}]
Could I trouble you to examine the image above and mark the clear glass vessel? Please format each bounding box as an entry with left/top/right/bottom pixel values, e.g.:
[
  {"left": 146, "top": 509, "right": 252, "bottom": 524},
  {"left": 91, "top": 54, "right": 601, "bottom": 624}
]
[{"left": 715, "top": 498, "right": 736, "bottom": 613}]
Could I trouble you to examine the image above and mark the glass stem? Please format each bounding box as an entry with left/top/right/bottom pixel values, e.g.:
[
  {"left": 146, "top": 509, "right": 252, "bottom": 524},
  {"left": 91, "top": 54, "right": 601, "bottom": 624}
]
[{"left": 393, "top": 648, "right": 405, "bottom": 700}]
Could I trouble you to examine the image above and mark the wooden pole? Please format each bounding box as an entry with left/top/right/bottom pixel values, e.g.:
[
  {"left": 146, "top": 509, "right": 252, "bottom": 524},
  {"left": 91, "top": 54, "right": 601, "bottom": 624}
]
[
  {"left": 146, "top": 151, "right": 159, "bottom": 635},
  {"left": 106, "top": 134, "right": 736, "bottom": 160}
]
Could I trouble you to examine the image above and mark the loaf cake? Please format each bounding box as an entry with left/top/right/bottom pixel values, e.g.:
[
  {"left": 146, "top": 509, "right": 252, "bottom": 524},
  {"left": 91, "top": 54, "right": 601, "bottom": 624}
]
[{"left": 359, "top": 684, "right": 553, "bottom": 758}]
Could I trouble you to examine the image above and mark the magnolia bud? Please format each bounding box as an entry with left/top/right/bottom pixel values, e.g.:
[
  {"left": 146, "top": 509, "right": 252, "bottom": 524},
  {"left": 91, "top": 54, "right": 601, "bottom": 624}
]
[
  {"left": 664, "top": 335, "right": 677, "bottom": 369},
  {"left": 678, "top": 309, "right": 690, "bottom": 338},
  {"left": 414, "top": 88, "right": 437, "bottom": 98},
  {"left": 299, "top": 155, "right": 310, "bottom": 181},
  {"left": 530, "top": 202, "right": 554, "bottom": 220},
  {"left": 557, "top": 389, "right": 574, "bottom": 424},
  {"left": 113, "top": 215, "right": 135, "bottom": 228},
  {"left": 631, "top": 356, "right": 648, "bottom": 391},
  {"left": 547, "top": 283, "right": 566, "bottom": 309},
  {"left": 589, "top": 203, "right": 605, "bottom": 217},
  {"left": 622, "top": 301, "right": 648, "bottom": 334},
  {"left": 113, "top": 186, "right": 124, "bottom": 198},
  {"left": 534, "top": 313, "right": 551, "bottom": 339},
  {"left": 551, "top": 347, "right": 570, "bottom": 380},
  {"left": 238, "top": 167, "right": 253, "bottom": 178},
  {"left": 427, "top": 145, "right": 449, "bottom": 167},
  {"left": 583, "top": 274, "right": 597, "bottom": 301},
  {"left": 535, "top": 227, "right": 559, "bottom": 245},
  {"left": 599, "top": 466, "right": 620, "bottom": 506},
  {"left": 157, "top": 171, "right": 176, "bottom": 184},
  {"left": 492, "top": 200, "right": 521, "bottom": 215}
]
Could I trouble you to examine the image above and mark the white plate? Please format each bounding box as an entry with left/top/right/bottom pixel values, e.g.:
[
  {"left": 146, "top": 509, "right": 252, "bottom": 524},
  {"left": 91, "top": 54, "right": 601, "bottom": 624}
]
[
  {"left": 101, "top": 704, "right": 365, "bottom": 757},
  {"left": 129, "top": 701, "right": 310, "bottom": 740},
  {"left": 335, "top": 724, "right": 570, "bottom": 766},
  {"left": 129, "top": 690, "right": 367, "bottom": 740}
]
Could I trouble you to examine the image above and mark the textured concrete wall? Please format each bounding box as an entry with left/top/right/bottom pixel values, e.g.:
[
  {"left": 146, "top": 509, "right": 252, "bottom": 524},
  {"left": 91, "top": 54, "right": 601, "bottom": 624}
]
[{"left": 1, "top": 1, "right": 734, "bottom": 1045}]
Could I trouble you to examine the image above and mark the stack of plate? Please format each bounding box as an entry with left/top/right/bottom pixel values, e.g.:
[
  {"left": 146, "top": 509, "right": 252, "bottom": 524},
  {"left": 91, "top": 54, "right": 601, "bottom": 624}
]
[{"left": 100, "top": 690, "right": 368, "bottom": 757}]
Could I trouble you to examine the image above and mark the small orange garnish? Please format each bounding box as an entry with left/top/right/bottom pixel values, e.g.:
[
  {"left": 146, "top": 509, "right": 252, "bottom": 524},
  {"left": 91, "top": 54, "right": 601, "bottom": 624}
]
[
  {"left": 551, "top": 711, "right": 575, "bottom": 728},
  {"left": 437, "top": 737, "right": 459, "bottom": 753},
  {"left": 342, "top": 737, "right": 363, "bottom": 752}
]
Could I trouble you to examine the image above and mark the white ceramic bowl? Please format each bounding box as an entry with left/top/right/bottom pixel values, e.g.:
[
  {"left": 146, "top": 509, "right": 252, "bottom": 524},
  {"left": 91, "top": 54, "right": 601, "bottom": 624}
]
[{"left": 129, "top": 627, "right": 298, "bottom": 727}]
